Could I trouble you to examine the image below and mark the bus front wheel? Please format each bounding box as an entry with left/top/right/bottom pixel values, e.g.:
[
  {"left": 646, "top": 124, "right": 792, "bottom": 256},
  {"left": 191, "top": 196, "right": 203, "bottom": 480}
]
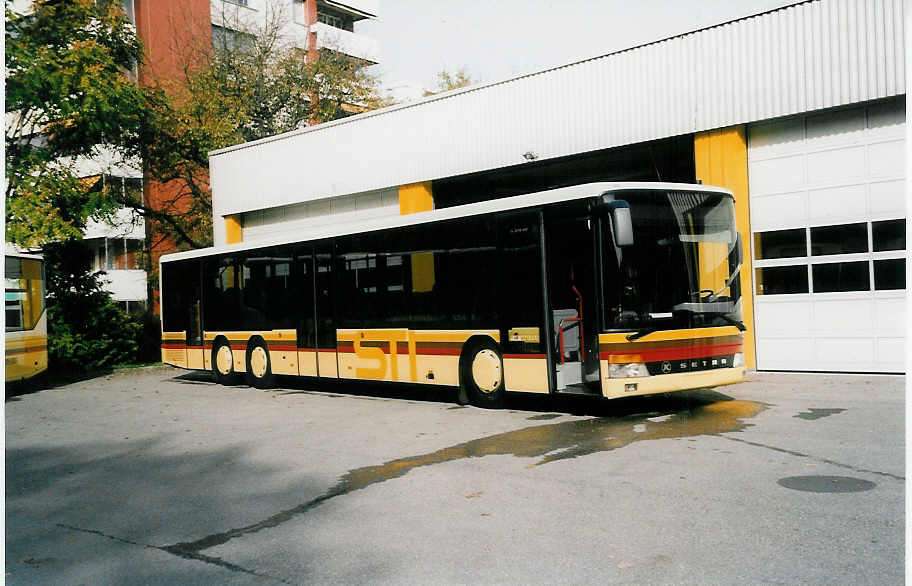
[
  {"left": 245, "top": 339, "right": 275, "bottom": 389},
  {"left": 460, "top": 339, "right": 505, "bottom": 408},
  {"left": 211, "top": 339, "right": 237, "bottom": 385}
]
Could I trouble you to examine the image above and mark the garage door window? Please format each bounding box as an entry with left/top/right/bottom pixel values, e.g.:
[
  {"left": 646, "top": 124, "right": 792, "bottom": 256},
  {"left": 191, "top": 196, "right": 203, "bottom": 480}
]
[
  {"left": 810, "top": 223, "right": 867, "bottom": 255},
  {"left": 754, "top": 219, "right": 906, "bottom": 295},
  {"left": 755, "top": 265, "right": 809, "bottom": 295},
  {"left": 874, "top": 259, "right": 905, "bottom": 290},
  {"left": 754, "top": 228, "right": 806, "bottom": 259},
  {"left": 872, "top": 219, "right": 905, "bottom": 251},
  {"left": 811, "top": 261, "right": 870, "bottom": 293}
]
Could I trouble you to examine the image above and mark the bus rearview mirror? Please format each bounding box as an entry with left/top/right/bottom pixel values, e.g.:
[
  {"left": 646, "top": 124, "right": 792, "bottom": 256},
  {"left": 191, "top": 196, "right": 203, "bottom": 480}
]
[{"left": 610, "top": 203, "right": 634, "bottom": 247}]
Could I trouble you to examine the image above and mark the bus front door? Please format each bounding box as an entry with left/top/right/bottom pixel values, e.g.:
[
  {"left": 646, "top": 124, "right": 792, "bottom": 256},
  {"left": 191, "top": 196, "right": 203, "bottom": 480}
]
[{"left": 546, "top": 214, "right": 601, "bottom": 393}]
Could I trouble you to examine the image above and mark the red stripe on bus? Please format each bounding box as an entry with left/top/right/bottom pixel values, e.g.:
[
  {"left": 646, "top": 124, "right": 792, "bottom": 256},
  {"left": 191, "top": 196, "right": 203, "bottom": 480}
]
[
  {"left": 161, "top": 343, "right": 185, "bottom": 349},
  {"left": 416, "top": 347, "right": 461, "bottom": 356},
  {"left": 599, "top": 342, "right": 743, "bottom": 361},
  {"left": 270, "top": 345, "right": 298, "bottom": 352},
  {"left": 599, "top": 335, "right": 742, "bottom": 352},
  {"left": 317, "top": 348, "right": 337, "bottom": 353}
]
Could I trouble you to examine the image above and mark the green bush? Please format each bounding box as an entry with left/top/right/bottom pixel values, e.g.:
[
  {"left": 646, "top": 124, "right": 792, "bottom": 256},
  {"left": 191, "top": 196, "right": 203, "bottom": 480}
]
[{"left": 44, "top": 241, "right": 141, "bottom": 372}]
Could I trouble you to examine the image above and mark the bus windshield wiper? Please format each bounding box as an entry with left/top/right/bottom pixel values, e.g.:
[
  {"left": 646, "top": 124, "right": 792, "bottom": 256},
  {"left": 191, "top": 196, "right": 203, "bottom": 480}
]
[
  {"left": 672, "top": 306, "right": 746, "bottom": 332},
  {"left": 627, "top": 328, "right": 657, "bottom": 341}
]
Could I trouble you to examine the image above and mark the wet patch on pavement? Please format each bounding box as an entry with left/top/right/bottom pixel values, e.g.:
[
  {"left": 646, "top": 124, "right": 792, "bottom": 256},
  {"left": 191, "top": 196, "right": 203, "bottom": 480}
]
[
  {"left": 527, "top": 413, "right": 563, "bottom": 420},
  {"left": 162, "top": 398, "right": 766, "bottom": 557},
  {"left": 794, "top": 408, "right": 846, "bottom": 421},
  {"left": 777, "top": 475, "right": 876, "bottom": 493}
]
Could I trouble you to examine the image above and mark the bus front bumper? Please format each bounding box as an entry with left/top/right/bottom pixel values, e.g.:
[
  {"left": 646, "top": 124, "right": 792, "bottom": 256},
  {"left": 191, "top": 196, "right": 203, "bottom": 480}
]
[{"left": 601, "top": 366, "right": 746, "bottom": 400}]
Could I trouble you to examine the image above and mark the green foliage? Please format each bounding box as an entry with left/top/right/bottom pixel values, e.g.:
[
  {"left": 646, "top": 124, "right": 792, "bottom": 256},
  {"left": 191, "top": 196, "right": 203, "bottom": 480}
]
[
  {"left": 43, "top": 241, "right": 141, "bottom": 372},
  {"left": 5, "top": 0, "right": 145, "bottom": 248},
  {"left": 426, "top": 68, "right": 474, "bottom": 96}
]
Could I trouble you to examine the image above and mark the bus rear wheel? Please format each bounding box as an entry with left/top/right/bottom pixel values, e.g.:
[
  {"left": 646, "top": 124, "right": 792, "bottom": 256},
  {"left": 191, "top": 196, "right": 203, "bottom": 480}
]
[
  {"left": 211, "top": 339, "right": 237, "bottom": 385},
  {"left": 460, "top": 339, "right": 505, "bottom": 408},
  {"left": 245, "top": 339, "right": 275, "bottom": 389}
]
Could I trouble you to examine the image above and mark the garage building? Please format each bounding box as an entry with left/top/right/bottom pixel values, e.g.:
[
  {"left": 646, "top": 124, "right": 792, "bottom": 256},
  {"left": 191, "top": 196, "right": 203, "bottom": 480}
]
[{"left": 208, "top": 0, "right": 906, "bottom": 373}]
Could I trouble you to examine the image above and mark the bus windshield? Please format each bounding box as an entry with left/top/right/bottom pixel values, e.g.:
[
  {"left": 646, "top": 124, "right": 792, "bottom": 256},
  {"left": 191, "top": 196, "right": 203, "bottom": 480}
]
[{"left": 603, "top": 190, "right": 742, "bottom": 332}]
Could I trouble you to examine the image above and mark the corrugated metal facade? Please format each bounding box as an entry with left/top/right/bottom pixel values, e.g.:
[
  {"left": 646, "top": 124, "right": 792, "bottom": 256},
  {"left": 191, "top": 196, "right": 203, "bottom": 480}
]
[{"left": 209, "top": 0, "right": 905, "bottom": 222}]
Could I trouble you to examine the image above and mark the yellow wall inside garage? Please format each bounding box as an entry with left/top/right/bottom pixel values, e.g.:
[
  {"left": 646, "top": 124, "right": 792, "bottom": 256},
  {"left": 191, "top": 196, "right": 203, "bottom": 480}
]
[
  {"left": 225, "top": 214, "right": 243, "bottom": 244},
  {"left": 694, "top": 125, "right": 756, "bottom": 369},
  {"left": 399, "top": 181, "right": 436, "bottom": 291}
]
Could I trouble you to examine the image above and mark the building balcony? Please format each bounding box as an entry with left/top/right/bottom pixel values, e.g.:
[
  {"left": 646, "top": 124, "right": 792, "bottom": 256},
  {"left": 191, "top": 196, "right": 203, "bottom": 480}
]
[
  {"left": 310, "top": 21, "right": 378, "bottom": 63},
  {"left": 99, "top": 269, "right": 148, "bottom": 303},
  {"left": 321, "top": 0, "right": 378, "bottom": 19}
]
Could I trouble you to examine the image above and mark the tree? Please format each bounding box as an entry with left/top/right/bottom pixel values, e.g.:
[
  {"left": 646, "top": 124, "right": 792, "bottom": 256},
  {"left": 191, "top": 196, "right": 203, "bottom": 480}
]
[
  {"left": 425, "top": 68, "right": 475, "bottom": 96},
  {"left": 139, "top": 1, "right": 388, "bottom": 252},
  {"left": 42, "top": 240, "right": 141, "bottom": 371},
  {"left": 5, "top": 0, "right": 145, "bottom": 248}
]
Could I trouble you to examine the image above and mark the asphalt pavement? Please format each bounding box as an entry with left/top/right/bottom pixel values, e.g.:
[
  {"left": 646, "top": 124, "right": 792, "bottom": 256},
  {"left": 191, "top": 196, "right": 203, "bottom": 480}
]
[{"left": 5, "top": 366, "right": 905, "bottom": 585}]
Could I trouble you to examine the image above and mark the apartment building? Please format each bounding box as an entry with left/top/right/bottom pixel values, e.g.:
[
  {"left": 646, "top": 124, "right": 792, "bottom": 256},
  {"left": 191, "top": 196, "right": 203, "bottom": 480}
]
[{"left": 134, "top": 0, "right": 380, "bottom": 309}]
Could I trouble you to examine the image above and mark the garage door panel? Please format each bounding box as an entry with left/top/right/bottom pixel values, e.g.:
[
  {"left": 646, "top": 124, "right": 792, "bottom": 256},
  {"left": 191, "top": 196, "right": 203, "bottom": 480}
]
[
  {"left": 751, "top": 191, "right": 808, "bottom": 230},
  {"left": 749, "top": 155, "right": 806, "bottom": 194},
  {"left": 874, "top": 297, "right": 906, "bottom": 334},
  {"left": 806, "top": 107, "right": 866, "bottom": 144},
  {"left": 869, "top": 179, "right": 906, "bottom": 215},
  {"left": 755, "top": 299, "right": 813, "bottom": 332},
  {"left": 876, "top": 338, "right": 906, "bottom": 364},
  {"left": 867, "top": 100, "right": 905, "bottom": 129},
  {"left": 809, "top": 184, "right": 867, "bottom": 222},
  {"left": 806, "top": 145, "right": 867, "bottom": 184},
  {"left": 868, "top": 139, "right": 905, "bottom": 177},
  {"left": 748, "top": 98, "right": 905, "bottom": 374},
  {"left": 748, "top": 118, "right": 806, "bottom": 156},
  {"left": 814, "top": 337, "right": 875, "bottom": 364},
  {"left": 756, "top": 337, "right": 815, "bottom": 368},
  {"left": 812, "top": 298, "right": 875, "bottom": 332}
]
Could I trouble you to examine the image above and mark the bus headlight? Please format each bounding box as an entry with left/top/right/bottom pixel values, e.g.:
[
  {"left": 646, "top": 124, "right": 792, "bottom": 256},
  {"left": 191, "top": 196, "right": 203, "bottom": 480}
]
[
  {"left": 608, "top": 363, "right": 650, "bottom": 378},
  {"left": 732, "top": 353, "right": 745, "bottom": 367}
]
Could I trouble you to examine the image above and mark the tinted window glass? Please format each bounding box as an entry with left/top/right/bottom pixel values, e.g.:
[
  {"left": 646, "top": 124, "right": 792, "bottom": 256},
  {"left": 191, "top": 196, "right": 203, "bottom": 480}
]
[
  {"left": 754, "top": 229, "right": 806, "bottom": 259},
  {"left": 812, "top": 261, "right": 870, "bottom": 292},
  {"left": 291, "top": 247, "right": 316, "bottom": 348},
  {"left": 872, "top": 219, "right": 905, "bottom": 252},
  {"left": 315, "top": 244, "right": 335, "bottom": 348},
  {"left": 240, "top": 247, "right": 297, "bottom": 331},
  {"left": 203, "top": 256, "right": 240, "bottom": 331},
  {"left": 874, "top": 259, "right": 905, "bottom": 290},
  {"left": 810, "top": 223, "right": 868, "bottom": 256},
  {"left": 161, "top": 260, "right": 202, "bottom": 344},
  {"left": 755, "top": 266, "right": 808, "bottom": 295},
  {"left": 498, "top": 212, "right": 544, "bottom": 354}
]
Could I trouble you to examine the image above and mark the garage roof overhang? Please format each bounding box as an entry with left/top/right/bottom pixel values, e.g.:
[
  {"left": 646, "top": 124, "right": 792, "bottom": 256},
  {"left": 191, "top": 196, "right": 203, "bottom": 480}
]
[{"left": 209, "top": 0, "right": 905, "bottom": 219}]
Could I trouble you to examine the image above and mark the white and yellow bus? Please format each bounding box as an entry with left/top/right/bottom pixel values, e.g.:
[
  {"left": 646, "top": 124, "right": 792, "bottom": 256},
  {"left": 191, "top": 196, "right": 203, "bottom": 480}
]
[
  {"left": 5, "top": 251, "right": 48, "bottom": 383},
  {"left": 160, "top": 182, "right": 746, "bottom": 407}
]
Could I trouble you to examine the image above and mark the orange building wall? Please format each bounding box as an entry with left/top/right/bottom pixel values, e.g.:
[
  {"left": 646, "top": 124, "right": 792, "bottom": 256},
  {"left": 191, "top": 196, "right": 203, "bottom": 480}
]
[{"left": 134, "top": 0, "right": 211, "bottom": 312}]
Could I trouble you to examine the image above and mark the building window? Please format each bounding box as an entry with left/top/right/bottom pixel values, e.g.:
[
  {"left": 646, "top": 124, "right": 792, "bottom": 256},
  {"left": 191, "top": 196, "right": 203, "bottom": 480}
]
[{"left": 317, "top": 10, "right": 353, "bottom": 31}]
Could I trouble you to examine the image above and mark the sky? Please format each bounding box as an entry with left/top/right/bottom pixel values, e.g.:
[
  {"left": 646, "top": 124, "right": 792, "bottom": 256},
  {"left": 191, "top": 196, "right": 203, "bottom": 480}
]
[{"left": 358, "top": 0, "right": 799, "bottom": 96}]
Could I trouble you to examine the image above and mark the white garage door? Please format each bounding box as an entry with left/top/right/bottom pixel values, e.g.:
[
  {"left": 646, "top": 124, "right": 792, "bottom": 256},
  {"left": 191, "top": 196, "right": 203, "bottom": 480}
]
[{"left": 747, "top": 98, "right": 906, "bottom": 373}]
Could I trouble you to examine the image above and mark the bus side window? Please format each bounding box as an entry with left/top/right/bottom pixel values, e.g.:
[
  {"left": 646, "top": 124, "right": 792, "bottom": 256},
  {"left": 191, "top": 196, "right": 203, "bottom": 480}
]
[
  {"left": 315, "top": 243, "right": 335, "bottom": 349},
  {"left": 292, "top": 246, "right": 316, "bottom": 348},
  {"left": 497, "top": 212, "right": 544, "bottom": 354}
]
